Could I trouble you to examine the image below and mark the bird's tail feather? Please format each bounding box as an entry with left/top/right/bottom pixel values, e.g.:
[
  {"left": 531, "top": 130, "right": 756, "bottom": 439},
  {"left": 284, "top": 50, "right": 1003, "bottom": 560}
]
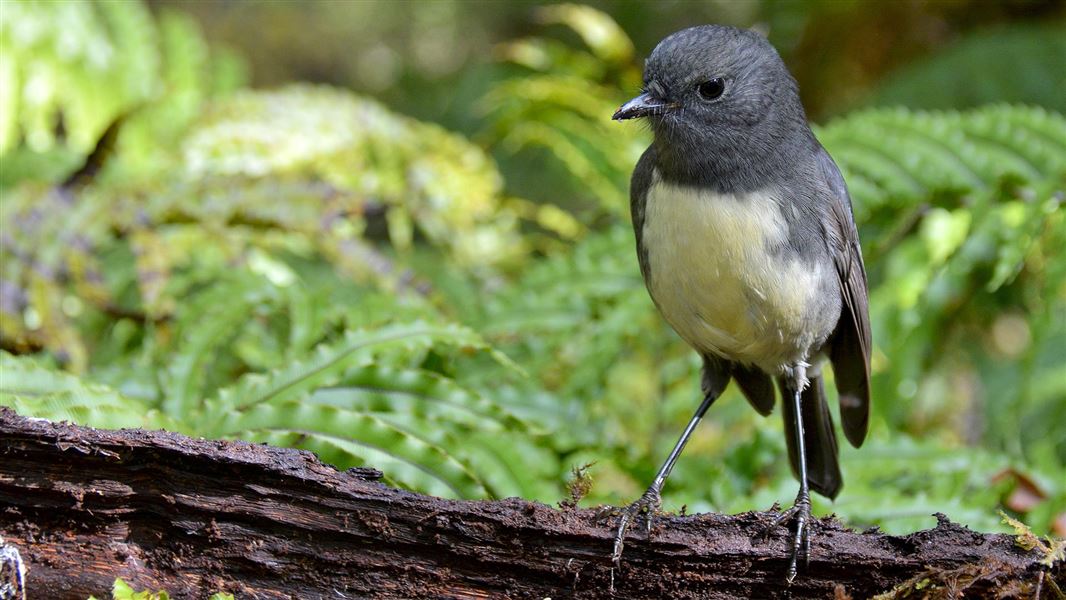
[{"left": 780, "top": 374, "right": 842, "bottom": 500}]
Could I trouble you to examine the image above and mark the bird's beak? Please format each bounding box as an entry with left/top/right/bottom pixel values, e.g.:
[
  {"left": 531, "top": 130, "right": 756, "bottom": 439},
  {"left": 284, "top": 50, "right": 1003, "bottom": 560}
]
[{"left": 612, "top": 92, "right": 677, "bottom": 121}]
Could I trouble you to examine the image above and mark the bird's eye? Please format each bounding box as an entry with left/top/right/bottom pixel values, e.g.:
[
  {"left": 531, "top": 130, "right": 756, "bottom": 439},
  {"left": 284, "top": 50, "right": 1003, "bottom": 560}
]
[{"left": 697, "top": 78, "right": 725, "bottom": 101}]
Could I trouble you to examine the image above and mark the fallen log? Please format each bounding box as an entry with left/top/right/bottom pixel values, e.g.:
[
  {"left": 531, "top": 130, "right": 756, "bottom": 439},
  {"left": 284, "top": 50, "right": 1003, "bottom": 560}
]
[{"left": 0, "top": 408, "right": 1059, "bottom": 599}]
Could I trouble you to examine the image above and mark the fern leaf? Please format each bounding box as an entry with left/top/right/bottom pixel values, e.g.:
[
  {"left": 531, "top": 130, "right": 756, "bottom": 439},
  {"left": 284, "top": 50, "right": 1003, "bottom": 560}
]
[
  {"left": 817, "top": 106, "right": 1066, "bottom": 210},
  {"left": 534, "top": 4, "right": 635, "bottom": 65},
  {"left": 320, "top": 365, "right": 531, "bottom": 432},
  {"left": 201, "top": 321, "right": 501, "bottom": 421},
  {"left": 162, "top": 271, "right": 280, "bottom": 416},
  {"left": 458, "top": 431, "right": 561, "bottom": 501},
  {"left": 0, "top": 352, "right": 175, "bottom": 429},
  {"left": 217, "top": 403, "right": 489, "bottom": 499}
]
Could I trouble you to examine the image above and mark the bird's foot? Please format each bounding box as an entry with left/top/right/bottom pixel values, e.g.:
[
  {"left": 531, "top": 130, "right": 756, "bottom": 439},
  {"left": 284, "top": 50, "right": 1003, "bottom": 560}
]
[
  {"left": 606, "top": 486, "right": 663, "bottom": 567},
  {"left": 761, "top": 492, "right": 812, "bottom": 583}
]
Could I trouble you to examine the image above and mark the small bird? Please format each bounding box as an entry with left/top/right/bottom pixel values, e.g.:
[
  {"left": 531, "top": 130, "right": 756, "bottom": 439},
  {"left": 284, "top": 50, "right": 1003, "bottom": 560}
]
[{"left": 611, "top": 25, "right": 871, "bottom": 581}]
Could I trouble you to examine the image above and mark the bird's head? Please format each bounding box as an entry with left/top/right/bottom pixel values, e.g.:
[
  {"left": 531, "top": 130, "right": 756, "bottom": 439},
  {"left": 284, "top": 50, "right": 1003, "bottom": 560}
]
[{"left": 614, "top": 25, "right": 809, "bottom": 185}]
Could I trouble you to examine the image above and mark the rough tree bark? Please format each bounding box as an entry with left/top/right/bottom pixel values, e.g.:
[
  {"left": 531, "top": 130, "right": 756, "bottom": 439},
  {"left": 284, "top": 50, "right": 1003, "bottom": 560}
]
[{"left": 0, "top": 408, "right": 1060, "bottom": 599}]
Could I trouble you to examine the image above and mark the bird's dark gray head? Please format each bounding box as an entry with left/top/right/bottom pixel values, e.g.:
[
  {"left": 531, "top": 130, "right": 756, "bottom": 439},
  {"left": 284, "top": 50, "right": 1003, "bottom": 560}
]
[{"left": 614, "top": 25, "right": 812, "bottom": 188}]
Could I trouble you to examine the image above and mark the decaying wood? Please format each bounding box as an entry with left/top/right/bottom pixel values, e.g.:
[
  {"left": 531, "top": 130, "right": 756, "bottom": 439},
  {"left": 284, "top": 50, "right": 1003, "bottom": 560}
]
[{"left": 0, "top": 408, "right": 1059, "bottom": 599}]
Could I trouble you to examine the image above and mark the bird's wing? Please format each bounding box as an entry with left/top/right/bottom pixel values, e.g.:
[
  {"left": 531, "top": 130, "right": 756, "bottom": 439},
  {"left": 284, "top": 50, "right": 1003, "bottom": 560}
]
[
  {"left": 816, "top": 146, "right": 871, "bottom": 448},
  {"left": 630, "top": 146, "right": 657, "bottom": 284}
]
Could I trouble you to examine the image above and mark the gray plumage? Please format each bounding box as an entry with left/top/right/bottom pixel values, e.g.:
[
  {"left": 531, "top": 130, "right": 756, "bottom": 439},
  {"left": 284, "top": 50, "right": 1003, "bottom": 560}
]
[
  {"left": 624, "top": 25, "right": 871, "bottom": 495},
  {"left": 610, "top": 24, "right": 872, "bottom": 578}
]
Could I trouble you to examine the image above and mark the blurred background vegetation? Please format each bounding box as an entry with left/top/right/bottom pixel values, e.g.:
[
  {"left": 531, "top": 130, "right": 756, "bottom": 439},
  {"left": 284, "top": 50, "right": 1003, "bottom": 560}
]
[{"left": 1, "top": 0, "right": 1063, "bottom": 537}]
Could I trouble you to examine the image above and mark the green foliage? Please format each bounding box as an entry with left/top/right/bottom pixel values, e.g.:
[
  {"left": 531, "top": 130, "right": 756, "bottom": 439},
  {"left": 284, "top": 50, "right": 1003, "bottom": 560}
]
[
  {"left": 1, "top": 5, "right": 550, "bottom": 501},
  {"left": 1, "top": 1, "right": 156, "bottom": 160},
  {"left": 0, "top": 231, "right": 558, "bottom": 499},
  {"left": 1001, "top": 510, "right": 1066, "bottom": 568},
  {"left": 0, "top": 0, "right": 245, "bottom": 186},
  {"left": 184, "top": 85, "right": 526, "bottom": 267},
  {"left": 87, "top": 578, "right": 233, "bottom": 600},
  {"left": 3, "top": 1, "right": 1064, "bottom": 539},
  {"left": 106, "top": 579, "right": 169, "bottom": 600},
  {"left": 0, "top": 82, "right": 529, "bottom": 370},
  {"left": 2, "top": 313, "right": 554, "bottom": 500},
  {"left": 195, "top": 321, "right": 534, "bottom": 499},
  {"left": 869, "top": 25, "right": 1066, "bottom": 113},
  {"left": 480, "top": 4, "right": 648, "bottom": 218},
  {"left": 0, "top": 352, "right": 176, "bottom": 430},
  {"left": 817, "top": 106, "right": 1066, "bottom": 463}
]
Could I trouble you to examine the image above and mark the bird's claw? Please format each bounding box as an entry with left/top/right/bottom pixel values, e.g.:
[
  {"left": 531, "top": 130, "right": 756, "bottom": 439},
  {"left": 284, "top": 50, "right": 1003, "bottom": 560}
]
[
  {"left": 760, "top": 494, "right": 812, "bottom": 583},
  {"left": 609, "top": 487, "right": 663, "bottom": 566}
]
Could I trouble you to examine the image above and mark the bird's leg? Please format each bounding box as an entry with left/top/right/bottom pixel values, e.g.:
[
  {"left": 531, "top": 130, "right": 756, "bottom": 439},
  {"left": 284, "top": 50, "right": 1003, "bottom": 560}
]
[
  {"left": 611, "top": 392, "right": 716, "bottom": 567},
  {"left": 767, "top": 363, "right": 812, "bottom": 582}
]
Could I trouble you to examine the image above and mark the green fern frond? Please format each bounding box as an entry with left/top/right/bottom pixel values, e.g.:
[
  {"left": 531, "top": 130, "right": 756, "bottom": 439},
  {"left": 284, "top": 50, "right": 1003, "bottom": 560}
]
[
  {"left": 180, "top": 320, "right": 540, "bottom": 498},
  {"left": 162, "top": 271, "right": 282, "bottom": 416},
  {"left": 0, "top": 352, "right": 175, "bottom": 429},
  {"left": 329, "top": 365, "right": 531, "bottom": 432},
  {"left": 817, "top": 105, "right": 1066, "bottom": 212},
  {"left": 200, "top": 321, "right": 502, "bottom": 420},
  {"left": 812, "top": 105, "right": 1065, "bottom": 456},
  {"left": 480, "top": 5, "right": 645, "bottom": 222},
  {"left": 535, "top": 4, "right": 635, "bottom": 66},
  {"left": 458, "top": 430, "right": 561, "bottom": 500},
  {"left": 216, "top": 403, "right": 489, "bottom": 499},
  {"left": 0, "top": 0, "right": 156, "bottom": 158},
  {"left": 0, "top": 1, "right": 242, "bottom": 186}
]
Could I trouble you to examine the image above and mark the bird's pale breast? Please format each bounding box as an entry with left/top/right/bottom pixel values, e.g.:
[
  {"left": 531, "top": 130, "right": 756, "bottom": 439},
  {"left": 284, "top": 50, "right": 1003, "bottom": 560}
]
[{"left": 642, "top": 172, "right": 833, "bottom": 373}]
